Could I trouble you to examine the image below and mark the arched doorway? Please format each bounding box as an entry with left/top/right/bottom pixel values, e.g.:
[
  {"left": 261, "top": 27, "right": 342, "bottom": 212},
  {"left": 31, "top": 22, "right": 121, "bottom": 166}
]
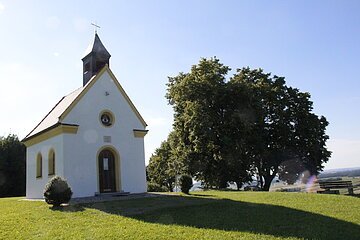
[{"left": 98, "top": 149, "right": 116, "bottom": 193}]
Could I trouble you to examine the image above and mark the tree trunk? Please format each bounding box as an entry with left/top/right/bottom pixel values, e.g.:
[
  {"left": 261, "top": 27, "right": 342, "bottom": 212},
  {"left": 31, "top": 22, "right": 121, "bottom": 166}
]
[
  {"left": 262, "top": 174, "right": 276, "bottom": 191},
  {"left": 167, "top": 182, "right": 174, "bottom": 192},
  {"left": 218, "top": 174, "right": 228, "bottom": 189},
  {"left": 218, "top": 180, "right": 228, "bottom": 189},
  {"left": 257, "top": 174, "right": 264, "bottom": 189},
  {"left": 235, "top": 181, "right": 242, "bottom": 190}
]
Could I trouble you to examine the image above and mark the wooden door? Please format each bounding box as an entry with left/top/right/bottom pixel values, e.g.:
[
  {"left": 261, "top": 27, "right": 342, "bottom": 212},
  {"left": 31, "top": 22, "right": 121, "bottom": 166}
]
[{"left": 98, "top": 149, "right": 116, "bottom": 193}]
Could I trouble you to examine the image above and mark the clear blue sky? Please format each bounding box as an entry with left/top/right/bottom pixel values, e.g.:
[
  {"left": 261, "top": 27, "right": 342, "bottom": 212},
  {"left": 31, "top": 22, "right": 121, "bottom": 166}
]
[{"left": 0, "top": 1, "right": 359, "bottom": 170}]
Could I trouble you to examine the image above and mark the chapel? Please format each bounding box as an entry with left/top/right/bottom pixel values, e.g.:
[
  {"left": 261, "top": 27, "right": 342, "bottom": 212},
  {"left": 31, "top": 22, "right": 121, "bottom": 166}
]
[{"left": 22, "top": 33, "right": 148, "bottom": 198}]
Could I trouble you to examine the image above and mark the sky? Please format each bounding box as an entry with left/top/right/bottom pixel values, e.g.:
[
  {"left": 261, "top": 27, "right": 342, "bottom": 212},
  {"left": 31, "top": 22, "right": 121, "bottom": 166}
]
[{"left": 0, "top": 1, "right": 359, "bottom": 170}]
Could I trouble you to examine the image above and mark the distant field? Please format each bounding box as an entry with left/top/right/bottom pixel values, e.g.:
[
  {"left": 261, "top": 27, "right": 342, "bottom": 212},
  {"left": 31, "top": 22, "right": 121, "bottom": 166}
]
[{"left": 0, "top": 191, "right": 359, "bottom": 240}]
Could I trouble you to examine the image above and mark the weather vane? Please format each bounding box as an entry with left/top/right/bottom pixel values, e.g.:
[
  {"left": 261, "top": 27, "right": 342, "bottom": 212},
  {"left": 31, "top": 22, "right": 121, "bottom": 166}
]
[{"left": 91, "top": 22, "right": 101, "bottom": 34}]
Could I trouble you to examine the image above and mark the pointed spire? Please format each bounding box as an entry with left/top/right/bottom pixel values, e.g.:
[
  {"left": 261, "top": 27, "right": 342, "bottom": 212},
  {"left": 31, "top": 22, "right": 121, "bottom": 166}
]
[
  {"left": 82, "top": 33, "right": 111, "bottom": 60},
  {"left": 82, "top": 33, "right": 111, "bottom": 86}
]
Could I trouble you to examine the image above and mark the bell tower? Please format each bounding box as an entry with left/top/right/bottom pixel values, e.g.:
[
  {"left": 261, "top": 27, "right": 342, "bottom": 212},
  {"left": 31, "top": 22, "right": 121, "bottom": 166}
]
[{"left": 82, "top": 33, "right": 111, "bottom": 86}]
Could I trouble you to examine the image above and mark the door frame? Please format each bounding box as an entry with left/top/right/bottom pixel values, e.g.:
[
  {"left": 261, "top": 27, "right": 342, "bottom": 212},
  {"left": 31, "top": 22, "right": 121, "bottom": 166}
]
[{"left": 96, "top": 146, "right": 121, "bottom": 193}]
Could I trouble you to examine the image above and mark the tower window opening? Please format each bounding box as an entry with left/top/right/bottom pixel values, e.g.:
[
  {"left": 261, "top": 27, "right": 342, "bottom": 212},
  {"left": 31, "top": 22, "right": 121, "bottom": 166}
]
[{"left": 84, "top": 62, "right": 90, "bottom": 74}]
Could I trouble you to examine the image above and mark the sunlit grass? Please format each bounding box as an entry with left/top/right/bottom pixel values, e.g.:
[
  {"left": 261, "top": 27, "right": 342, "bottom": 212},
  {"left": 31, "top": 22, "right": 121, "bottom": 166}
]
[{"left": 0, "top": 191, "right": 359, "bottom": 239}]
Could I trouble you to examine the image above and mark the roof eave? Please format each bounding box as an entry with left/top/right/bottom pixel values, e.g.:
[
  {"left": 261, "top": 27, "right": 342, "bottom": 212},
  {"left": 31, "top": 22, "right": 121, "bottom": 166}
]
[{"left": 22, "top": 123, "right": 79, "bottom": 144}]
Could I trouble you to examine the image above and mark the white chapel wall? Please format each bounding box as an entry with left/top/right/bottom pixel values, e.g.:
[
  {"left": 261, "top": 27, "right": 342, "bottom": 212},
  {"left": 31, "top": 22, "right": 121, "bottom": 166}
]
[
  {"left": 62, "top": 70, "right": 147, "bottom": 197},
  {"left": 26, "top": 135, "right": 64, "bottom": 199}
]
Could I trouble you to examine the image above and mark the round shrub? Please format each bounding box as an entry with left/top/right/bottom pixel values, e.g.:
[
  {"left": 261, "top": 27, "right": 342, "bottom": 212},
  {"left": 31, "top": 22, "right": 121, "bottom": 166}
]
[
  {"left": 44, "top": 176, "right": 73, "bottom": 206},
  {"left": 244, "top": 185, "right": 261, "bottom": 191},
  {"left": 147, "top": 182, "right": 167, "bottom": 192},
  {"left": 179, "top": 175, "right": 193, "bottom": 194}
]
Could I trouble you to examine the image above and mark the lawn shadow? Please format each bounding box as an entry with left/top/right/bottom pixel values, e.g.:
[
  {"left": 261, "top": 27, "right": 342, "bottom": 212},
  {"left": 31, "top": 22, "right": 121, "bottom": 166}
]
[
  {"left": 84, "top": 194, "right": 360, "bottom": 240},
  {"left": 188, "top": 193, "right": 216, "bottom": 197},
  {"left": 50, "top": 204, "right": 85, "bottom": 212},
  {"left": 352, "top": 193, "right": 360, "bottom": 198}
]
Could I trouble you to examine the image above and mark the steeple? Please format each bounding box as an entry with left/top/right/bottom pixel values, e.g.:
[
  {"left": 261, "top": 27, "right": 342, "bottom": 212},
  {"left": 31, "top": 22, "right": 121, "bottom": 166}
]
[{"left": 82, "top": 33, "right": 111, "bottom": 86}]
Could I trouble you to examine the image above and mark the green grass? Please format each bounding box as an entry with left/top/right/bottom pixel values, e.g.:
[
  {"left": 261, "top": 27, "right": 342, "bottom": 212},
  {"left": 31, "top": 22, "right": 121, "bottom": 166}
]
[{"left": 0, "top": 191, "right": 359, "bottom": 240}]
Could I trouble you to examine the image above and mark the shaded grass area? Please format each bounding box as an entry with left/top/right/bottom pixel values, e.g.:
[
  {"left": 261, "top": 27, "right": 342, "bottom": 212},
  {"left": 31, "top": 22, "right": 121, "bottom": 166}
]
[
  {"left": 0, "top": 191, "right": 359, "bottom": 240},
  {"left": 86, "top": 192, "right": 360, "bottom": 240}
]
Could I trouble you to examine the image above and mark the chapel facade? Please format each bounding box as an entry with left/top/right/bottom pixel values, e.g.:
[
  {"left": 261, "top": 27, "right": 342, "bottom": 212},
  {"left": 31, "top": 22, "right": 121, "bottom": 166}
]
[{"left": 23, "top": 33, "right": 148, "bottom": 198}]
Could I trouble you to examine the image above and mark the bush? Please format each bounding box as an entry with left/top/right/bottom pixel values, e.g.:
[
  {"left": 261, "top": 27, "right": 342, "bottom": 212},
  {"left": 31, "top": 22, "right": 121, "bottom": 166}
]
[
  {"left": 244, "top": 186, "right": 261, "bottom": 191},
  {"left": 179, "top": 175, "right": 193, "bottom": 194},
  {"left": 44, "top": 176, "right": 73, "bottom": 206},
  {"left": 147, "top": 182, "right": 168, "bottom": 192}
]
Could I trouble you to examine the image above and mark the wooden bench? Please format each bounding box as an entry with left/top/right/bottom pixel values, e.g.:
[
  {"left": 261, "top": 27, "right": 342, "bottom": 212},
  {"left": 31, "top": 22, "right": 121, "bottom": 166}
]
[{"left": 317, "top": 180, "right": 354, "bottom": 195}]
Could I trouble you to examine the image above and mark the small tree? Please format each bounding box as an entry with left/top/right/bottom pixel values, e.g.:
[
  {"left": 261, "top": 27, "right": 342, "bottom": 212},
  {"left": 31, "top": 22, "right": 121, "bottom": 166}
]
[
  {"left": 147, "top": 182, "right": 168, "bottom": 192},
  {"left": 0, "top": 134, "right": 26, "bottom": 197},
  {"left": 179, "top": 175, "right": 193, "bottom": 194},
  {"left": 44, "top": 176, "right": 72, "bottom": 207},
  {"left": 147, "top": 132, "right": 182, "bottom": 192}
]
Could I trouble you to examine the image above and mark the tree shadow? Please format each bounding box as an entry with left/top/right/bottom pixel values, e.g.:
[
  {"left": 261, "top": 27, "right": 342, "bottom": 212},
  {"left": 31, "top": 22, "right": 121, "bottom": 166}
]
[
  {"left": 352, "top": 193, "right": 360, "bottom": 198},
  {"left": 83, "top": 194, "right": 360, "bottom": 240},
  {"left": 49, "top": 204, "right": 85, "bottom": 212},
  {"left": 188, "top": 193, "right": 216, "bottom": 197}
]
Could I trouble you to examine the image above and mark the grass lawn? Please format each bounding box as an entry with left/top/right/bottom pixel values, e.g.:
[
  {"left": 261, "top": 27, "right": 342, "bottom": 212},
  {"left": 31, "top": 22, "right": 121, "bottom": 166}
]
[{"left": 0, "top": 191, "right": 359, "bottom": 240}]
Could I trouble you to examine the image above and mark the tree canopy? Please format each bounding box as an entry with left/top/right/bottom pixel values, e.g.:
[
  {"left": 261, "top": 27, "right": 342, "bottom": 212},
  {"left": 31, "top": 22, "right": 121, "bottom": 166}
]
[
  {"left": 147, "top": 58, "right": 331, "bottom": 191},
  {"left": 230, "top": 67, "right": 331, "bottom": 190}
]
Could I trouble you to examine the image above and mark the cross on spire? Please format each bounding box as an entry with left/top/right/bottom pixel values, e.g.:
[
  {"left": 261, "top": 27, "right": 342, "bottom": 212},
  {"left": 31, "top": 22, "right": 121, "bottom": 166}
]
[{"left": 91, "top": 23, "right": 101, "bottom": 34}]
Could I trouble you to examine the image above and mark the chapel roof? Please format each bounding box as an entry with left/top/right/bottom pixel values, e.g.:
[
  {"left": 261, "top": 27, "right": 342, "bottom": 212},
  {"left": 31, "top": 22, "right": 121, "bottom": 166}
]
[
  {"left": 22, "top": 66, "right": 147, "bottom": 143},
  {"left": 23, "top": 86, "right": 84, "bottom": 141}
]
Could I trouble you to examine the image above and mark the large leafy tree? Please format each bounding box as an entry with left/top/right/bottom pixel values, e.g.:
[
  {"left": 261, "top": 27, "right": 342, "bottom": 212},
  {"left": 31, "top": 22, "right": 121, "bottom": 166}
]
[
  {"left": 166, "top": 58, "right": 252, "bottom": 188},
  {"left": 0, "top": 134, "right": 26, "bottom": 197},
  {"left": 231, "top": 68, "right": 331, "bottom": 190},
  {"left": 162, "top": 58, "right": 330, "bottom": 191}
]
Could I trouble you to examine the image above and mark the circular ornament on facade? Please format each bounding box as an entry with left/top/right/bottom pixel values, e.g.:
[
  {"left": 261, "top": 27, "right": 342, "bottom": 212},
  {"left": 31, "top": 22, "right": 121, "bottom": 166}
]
[{"left": 100, "top": 111, "right": 114, "bottom": 127}]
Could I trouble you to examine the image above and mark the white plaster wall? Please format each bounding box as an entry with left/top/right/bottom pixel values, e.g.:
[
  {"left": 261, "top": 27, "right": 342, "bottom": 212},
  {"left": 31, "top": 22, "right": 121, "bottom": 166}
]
[
  {"left": 26, "top": 135, "right": 64, "bottom": 199},
  {"left": 120, "top": 136, "right": 147, "bottom": 193},
  {"left": 62, "top": 70, "right": 147, "bottom": 197}
]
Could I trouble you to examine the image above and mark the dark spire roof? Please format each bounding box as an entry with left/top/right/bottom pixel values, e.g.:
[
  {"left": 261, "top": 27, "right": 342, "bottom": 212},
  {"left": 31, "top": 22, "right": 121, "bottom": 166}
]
[
  {"left": 82, "top": 33, "right": 111, "bottom": 86},
  {"left": 82, "top": 33, "right": 111, "bottom": 60}
]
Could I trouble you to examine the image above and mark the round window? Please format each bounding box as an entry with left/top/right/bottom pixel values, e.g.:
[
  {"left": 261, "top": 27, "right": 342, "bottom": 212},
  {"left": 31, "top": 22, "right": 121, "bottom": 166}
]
[{"left": 100, "top": 112, "right": 113, "bottom": 127}]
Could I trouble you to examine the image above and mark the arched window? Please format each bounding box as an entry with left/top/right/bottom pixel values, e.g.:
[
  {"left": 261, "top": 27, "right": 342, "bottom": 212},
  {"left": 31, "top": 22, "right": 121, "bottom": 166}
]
[
  {"left": 36, "top": 153, "right": 42, "bottom": 178},
  {"left": 48, "top": 149, "right": 55, "bottom": 176}
]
